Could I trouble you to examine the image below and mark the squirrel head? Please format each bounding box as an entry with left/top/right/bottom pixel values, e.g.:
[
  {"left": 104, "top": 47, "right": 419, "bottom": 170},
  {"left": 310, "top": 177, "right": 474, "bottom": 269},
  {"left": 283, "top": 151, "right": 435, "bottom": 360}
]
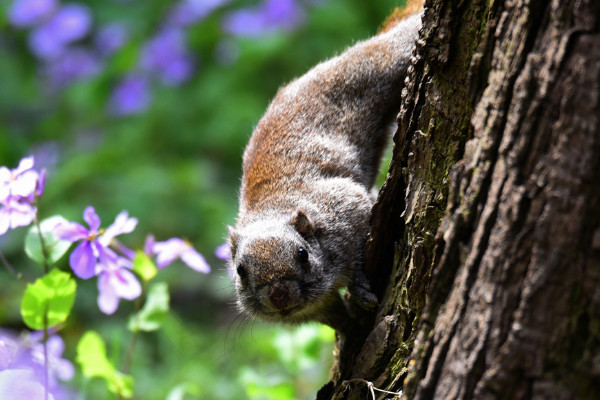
[{"left": 228, "top": 209, "right": 344, "bottom": 324}]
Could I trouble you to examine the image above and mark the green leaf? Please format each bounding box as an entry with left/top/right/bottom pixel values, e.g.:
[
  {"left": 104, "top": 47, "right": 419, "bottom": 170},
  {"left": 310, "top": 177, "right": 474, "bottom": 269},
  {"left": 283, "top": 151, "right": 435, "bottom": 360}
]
[
  {"left": 241, "top": 367, "right": 295, "bottom": 400},
  {"left": 77, "top": 331, "right": 114, "bottom": 378},
  {"left": 128, "top": 282, "right": 169, "bottom": 332},
  {"left": 21, "top": 269, "right": 76, "bottom": 330},
  {"left": 166, "top": 382, "right": 202, "bottom": 400},
  {"left": 24, "top": 216, "right": 72, "bottom": 265},
  {"left": 77, "top": 331, "right": 134, "bottom": 398},
  {"left": 132, "top": 251, "right": 158, "bottom": 282}
]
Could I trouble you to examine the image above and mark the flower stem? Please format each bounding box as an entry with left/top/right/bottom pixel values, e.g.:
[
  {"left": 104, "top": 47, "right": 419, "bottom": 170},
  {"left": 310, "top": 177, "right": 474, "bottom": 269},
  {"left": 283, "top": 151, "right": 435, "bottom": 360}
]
[
  {"left": 35, "top": 205, "right": 51, "bottom": 399},
  {"left": 34, "top": 213, "right": 50, "bottom": 274},
  {"left": 43, "top": 303, "right": 50, "bottom": 400},
  {"left": 0, "top": 250, "right": 25, "bottom": 281},
  {"left": 117, "top": 286, "right": 145, "bottom": 400},
  {"left": 123, "top": 330, "right": 139, "bottom": 375},
  {"left": 123, "top": 291, "right": 144, "bottom": 374},
  {"left": 116, "top": 329, "right": 138, "bottom": 400}
]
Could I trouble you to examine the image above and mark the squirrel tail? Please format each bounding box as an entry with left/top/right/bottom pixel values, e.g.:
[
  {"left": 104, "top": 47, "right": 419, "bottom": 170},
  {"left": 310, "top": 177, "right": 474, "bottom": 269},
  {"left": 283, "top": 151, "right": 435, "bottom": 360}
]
[{"left": 379, "top": 0, "right": 424, "bottom": 34}]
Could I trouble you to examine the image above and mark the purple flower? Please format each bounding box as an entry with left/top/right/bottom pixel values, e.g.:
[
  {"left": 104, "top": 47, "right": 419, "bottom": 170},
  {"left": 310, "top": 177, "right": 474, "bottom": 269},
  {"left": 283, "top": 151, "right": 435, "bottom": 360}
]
[
  {"left": 140, "top": 29, "right": 194, "bottom": 86},
  {"left": 0, "top": 331, "right": 71, "bottom": 399},
  {"left": 222, "top": 0, "right": 305, "bottom": 37},
  {"left": 42, "top": 47, "right": 101, "bottom": 88},
  {"left": 0, "top": 369, "right": 52, "bottom": 400},
  {"left": 0, "top": 156, "right": 45, "bottom": 236},
  {"left": 108, "top": 74, "right": 152, "bottom": 116},
  {"left": 166, "top": 0, "right": 229, "bottom": 27},
  {"left": 153, "top": 238, "right": 210, "bottom": 273},
  {"left": 54, "top": 207, "right": 138, "bottom": 279},
  {"left": 0, "top": 156, "right": 40, "bottom": 201},
  {"left": 28, "top": 25, "right": 64, "bottom": 59},
  {"left": 54, "top": 206, "right": 104, "bottom": 279},
  {"left": 262, "top": 0, "right": 305, "bottom": 28},
  {"left": 95, "top": 23, "right": 128, "bottom": 57},
  {"left": 221, "top": 9, "right": 266, "bottom": 37},
  {"left": 55, "top": 207, "right": 141, "bottom": 313},
  {"left": 0, "top": 198, "right": 37, "bottom": 236},
  {"left": 28, "top": 3, "right": 92, "bottom": 60},
  {"left": 96, "top": 247, "right": 141, "bottom": 314},
  {"left": 47, "top": 4, "right": 92, "bottom": 43},
  {"left": 30, "top": 336, "right": 74, "bottom": 385},
  {"left": 0, "top": 333, "right": 20, "bottom": 371},
  {"left": 8, "top": 0, "right": 57, "bottom": 28}
]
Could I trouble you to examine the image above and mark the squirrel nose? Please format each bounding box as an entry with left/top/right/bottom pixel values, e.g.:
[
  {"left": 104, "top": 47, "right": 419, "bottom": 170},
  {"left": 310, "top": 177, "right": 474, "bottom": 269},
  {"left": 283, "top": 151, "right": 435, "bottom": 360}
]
[{"left": 269, "top": 283, "right": 289, "bottom": 310}]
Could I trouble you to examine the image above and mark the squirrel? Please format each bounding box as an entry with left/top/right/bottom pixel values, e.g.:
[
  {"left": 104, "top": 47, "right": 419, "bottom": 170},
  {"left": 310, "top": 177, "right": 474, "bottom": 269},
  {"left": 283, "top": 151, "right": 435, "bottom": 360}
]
[{"left": 228, "top": 4, "right": 423, "bottom": 336}]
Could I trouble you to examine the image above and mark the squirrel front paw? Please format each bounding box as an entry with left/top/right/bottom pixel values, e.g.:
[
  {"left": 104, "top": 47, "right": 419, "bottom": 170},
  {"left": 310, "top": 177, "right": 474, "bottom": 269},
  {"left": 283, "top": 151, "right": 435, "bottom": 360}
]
[{"left": 349, "top": 272, "right": 379, "bottom": 312}]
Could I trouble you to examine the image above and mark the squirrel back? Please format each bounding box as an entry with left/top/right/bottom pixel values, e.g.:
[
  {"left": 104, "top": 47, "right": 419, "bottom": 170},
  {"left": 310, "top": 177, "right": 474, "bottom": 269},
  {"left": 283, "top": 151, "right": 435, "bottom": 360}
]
[{"left": 229, "top": 6, "right": 423, "bottom": 335}]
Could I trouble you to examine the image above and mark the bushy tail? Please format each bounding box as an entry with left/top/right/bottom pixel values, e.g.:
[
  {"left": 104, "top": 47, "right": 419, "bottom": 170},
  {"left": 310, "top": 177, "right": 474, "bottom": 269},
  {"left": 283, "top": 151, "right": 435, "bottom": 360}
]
[{"left": 379, "top": 0, "right": 425, "bottom": 34}]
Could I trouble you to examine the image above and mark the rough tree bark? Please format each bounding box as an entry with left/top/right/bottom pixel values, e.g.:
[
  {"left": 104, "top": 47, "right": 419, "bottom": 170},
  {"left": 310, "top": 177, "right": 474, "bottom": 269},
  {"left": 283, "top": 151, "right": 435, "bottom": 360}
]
[{"left": 319, "top": 0, "right": 600, "bottom": 398}]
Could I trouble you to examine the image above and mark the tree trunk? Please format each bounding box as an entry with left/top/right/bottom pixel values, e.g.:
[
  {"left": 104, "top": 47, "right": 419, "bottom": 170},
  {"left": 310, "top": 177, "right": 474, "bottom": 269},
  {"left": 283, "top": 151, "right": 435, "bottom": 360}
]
[{"left": 319, "top": 0, "right": 600, "bottom": 398}]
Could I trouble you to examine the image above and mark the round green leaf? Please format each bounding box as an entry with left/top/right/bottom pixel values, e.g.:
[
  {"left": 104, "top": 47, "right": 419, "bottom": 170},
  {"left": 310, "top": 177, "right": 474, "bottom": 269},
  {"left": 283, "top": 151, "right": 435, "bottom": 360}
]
[
  {"left": 20, "top": 269, "right": 77, "bottom": 330},
  {"left": 24, "top": 216, "right": 72, "bottom": 265},
  {"left": 128, "top": 282, "right": 169, "bottom": 332}
]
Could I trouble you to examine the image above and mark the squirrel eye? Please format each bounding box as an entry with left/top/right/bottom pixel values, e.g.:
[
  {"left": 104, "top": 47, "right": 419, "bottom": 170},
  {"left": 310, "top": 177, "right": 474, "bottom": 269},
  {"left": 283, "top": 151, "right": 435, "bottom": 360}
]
[
  {"left": 236, "top": 263, "right": 247, "bottom": 280},
  {"left": 297, "top": 247, "right": 309, "bottom": 264}
]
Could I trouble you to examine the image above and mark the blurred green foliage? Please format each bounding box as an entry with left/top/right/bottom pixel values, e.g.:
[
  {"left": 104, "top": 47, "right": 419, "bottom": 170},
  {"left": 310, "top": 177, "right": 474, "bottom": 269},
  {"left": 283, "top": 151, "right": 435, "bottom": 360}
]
[{"left": 0, "top": 0, "right": 403, "bottom": 398}]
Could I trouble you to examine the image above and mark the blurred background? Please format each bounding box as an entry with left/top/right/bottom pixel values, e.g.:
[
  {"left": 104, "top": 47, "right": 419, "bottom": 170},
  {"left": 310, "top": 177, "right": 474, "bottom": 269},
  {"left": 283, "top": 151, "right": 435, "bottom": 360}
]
[{"left": 0, "top": 0, "right": 403, "bottom": 398}]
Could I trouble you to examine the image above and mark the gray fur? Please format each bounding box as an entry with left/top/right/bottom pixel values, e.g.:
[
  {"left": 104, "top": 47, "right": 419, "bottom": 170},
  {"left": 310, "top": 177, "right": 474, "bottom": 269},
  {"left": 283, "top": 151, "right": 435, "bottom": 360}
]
[{"left": 228, "top": 14, "right": 422, "bottom": 335}]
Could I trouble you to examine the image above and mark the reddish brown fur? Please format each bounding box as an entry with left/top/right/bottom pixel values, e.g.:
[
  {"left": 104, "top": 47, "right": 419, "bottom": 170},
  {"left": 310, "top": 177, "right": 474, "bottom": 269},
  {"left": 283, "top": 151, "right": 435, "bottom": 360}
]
[{"left": 379, "top": 0, "right": 425, "bottom": 34}]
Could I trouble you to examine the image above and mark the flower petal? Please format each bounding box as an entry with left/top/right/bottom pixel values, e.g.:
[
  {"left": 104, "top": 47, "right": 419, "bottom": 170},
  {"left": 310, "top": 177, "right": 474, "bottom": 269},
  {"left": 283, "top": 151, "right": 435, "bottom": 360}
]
[
  {"left": 9, "top": 207, "right": 36, "bottom": 229},
  {"left": 83, "top": 206, "right": 101, "bottom": 232},
  {"left": 0, "top": 209, "right": 9, "bottom": 236},
  {"left": 46, "top": 335, "right": 65, "bottom": 358},
  {"left": 0, "top": 339, "right": 11, "bottom": 370},
  {"left": 97, "top": 245, "right": 132, "bottom": 271},
  {"left": 0, "top": 167, "right": 11, "bottom": 185},
  {"left": 143, "top": 234, "right": 155, "bottom": 256},
  {"left": 111, "top": 268, "right": 142, "bottom": 300},
  {"left": 0, "top": 187, "right": 8, "bottom": 203},
  {"left": 1, "top": 200, "right": 36, "bottom": 231},
  {"left": 10, "top": 170, "right": 39, "bottom": 198},
  {"left": 153, "top": 238, "right": 186, "bottom": 268},
  {"left": 15, "top": 156, "right": 35, "bottom": 175},
  {"left": 53, "top": 221, "right": 88, "bottom": 242},
  {"left": 215, "top": 243, "right": 230, "bottom": 260},
  {"left": 69, "top": 241, "right": 97, "bottom": 279},
  {"left": 0, "top": 369, "right": 55, "bottom": 400},
  {"left": 97, "top": 273, "right": 119, "bottom": 315},
  {"left": 100, "top": 210, "right": 137, "bottom": 246},
  {"left": 55, "top": 358, "right": 75, "bottom": 381},
  {"left": 36, "top": 169, "right": 46, "bottom": 197},
  {"left": 181, "top": 247, "right": 210, "bottom": 273},
  {"left": 114, "top": 242, "right": 136, "bottom": 260}
]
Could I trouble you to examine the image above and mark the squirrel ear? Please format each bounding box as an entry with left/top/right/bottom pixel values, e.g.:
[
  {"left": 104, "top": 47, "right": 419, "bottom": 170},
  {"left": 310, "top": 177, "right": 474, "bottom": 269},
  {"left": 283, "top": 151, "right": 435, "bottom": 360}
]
[
  {"left": 227, "top": 226, "right": 238, "bottom": 257},
  {"left": 291, "top": 209, "right": 315, "bottom": 236}
]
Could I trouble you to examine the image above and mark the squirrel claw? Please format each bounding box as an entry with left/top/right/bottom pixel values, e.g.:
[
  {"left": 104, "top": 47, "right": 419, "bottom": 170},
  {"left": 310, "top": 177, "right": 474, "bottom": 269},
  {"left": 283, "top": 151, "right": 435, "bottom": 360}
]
[{"left": 350, "top": 285, "right": 379, "bottom": 311}]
